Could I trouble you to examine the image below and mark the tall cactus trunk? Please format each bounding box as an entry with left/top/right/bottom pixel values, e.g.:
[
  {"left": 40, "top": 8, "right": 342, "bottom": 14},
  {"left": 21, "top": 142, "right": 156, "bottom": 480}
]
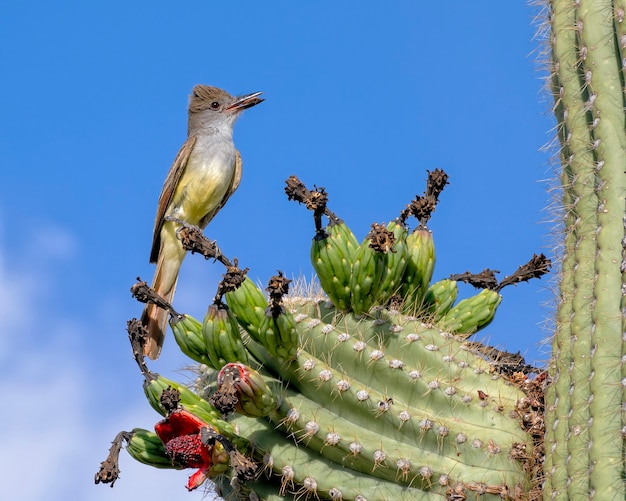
[{"left": 544, "top": 0, "right": 626, "bottom": 498}]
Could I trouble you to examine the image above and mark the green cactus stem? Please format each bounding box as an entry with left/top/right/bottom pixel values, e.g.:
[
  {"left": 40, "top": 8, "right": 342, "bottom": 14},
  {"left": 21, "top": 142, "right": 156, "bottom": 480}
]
[{"left": 545, "top": 0, "right": 626, "bottom": 498}]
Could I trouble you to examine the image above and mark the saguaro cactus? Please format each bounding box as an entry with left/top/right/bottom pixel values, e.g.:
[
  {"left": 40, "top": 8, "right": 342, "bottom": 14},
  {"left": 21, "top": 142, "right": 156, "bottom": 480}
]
[
  {"left": 543, "top": 1, "right": 626, "bottom": 499},
  {"left": 95, "top": 3, "right": 626, "bottom": 499},
  {"left": 96, "top": 172, "right": 551, "bottom": 499}
]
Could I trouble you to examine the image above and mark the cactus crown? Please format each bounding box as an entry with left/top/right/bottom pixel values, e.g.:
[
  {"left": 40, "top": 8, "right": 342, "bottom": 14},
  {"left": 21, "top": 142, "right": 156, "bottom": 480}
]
[{"left": 96, "top": 170, "right": 553, "bottom": 500}]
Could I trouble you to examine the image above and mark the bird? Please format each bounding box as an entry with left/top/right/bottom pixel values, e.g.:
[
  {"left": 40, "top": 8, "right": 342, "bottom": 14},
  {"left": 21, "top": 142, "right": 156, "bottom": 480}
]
[{"left": 141, "top": 85, "right": 263, "bottom": 359}]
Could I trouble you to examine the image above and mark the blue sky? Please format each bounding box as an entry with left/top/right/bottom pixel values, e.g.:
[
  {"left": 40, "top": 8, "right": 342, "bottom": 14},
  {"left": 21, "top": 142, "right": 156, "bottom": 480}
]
[{"left": 1, "top": 2, "right": 556, "bottom": 499}]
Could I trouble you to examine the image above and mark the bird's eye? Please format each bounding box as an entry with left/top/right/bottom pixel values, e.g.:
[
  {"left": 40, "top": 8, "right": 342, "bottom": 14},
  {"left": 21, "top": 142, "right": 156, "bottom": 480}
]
[{"left": 210, "top": 101, "right": 220, "bottom": 109}]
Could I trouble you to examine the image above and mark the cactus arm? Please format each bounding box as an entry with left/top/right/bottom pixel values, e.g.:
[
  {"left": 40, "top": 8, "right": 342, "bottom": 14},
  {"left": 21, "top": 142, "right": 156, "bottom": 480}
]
[
  {"left": 578, "top": 1, "right": 626, "bottom": 496},
  {"left": 546, "top": 0, "right": 626, "bottom": 498}
]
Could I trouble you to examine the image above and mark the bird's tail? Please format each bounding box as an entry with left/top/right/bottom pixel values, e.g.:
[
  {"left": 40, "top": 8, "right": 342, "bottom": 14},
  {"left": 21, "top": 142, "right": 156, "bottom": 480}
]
[{"left": 141, "top": 254, "right": 180, "bottom": 360}]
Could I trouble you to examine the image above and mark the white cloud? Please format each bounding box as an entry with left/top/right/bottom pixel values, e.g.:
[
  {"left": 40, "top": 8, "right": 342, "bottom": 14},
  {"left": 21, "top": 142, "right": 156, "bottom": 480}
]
[
  {"left": 0, "top": 252, "right": 38, "bottom": 359},
  {"left": 0, "top": 222, "right": 219, "bottom": 500},
  {"left": 32, "top": 224, "right": 79, "bottom": 260}
]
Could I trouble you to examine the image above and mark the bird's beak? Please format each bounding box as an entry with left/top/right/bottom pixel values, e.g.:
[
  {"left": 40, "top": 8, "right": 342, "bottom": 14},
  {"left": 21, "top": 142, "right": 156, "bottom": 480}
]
[{"left": 225, "top": 91, "right": 264, "bottom": 112}]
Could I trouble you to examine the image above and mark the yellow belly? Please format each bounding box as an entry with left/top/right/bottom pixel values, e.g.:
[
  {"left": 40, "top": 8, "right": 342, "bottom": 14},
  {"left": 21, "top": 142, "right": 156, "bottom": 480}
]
[{"left": 168, "top": 151, "right": 236, "bottom": 226}]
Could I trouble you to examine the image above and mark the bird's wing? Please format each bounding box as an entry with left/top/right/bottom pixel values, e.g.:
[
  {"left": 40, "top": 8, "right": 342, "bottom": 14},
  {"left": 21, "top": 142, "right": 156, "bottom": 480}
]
[
  {"left": 198, "top": 149, "right": 243, "bottom": 228},
  {"left": 149, "top": 136, "right": 197, "bottom": 263}
]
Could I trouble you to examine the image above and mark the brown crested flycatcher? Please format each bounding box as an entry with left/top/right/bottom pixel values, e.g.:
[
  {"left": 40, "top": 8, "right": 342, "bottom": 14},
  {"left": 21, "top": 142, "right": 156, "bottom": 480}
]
[{"left": 142, "top": 85, "right": 263, "bottom": 359}]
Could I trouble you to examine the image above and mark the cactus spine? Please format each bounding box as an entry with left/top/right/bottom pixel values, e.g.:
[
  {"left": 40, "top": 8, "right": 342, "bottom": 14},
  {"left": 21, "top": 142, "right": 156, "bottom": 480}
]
[{"left": 545, "top": 0, "right": 626, "bottom": 498}]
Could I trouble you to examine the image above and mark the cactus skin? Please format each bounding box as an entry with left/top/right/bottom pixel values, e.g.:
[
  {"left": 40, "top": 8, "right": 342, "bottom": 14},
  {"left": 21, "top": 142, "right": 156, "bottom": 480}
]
[
  {"left": 126, "top": 428, "right": 182, "bottom": 469},
  {"left": 421, "top": 278, "right": 458, "bottom": 318},
  {"left": 202, "top": 304, "right": 248, "bottom": 370},
  {"left": 224, "top": 276, "right": 268, "bottom": 337},
  {"left": 169, "top": 314, "right": 213, "bottom": 367},
  {"left": 376, "top": 220, "right": 409, "bottom": 305},
  {"left": 257, "top": 308, "right": 299, "bottom": 360},
  {"left": 400, "top": 227, "right": 435, "bottom": 313},
  {"left": 214, "top": 416, "right": 434, "bottom": 501},
  {"left": 310, "top": 220, "right": 358, "bottom": 311},
  {"left": 440, "top": 289, "right": 502, "bottom": 337},
  {"left": 545, "top": 1, "right": 626, "bottom": 499},
  {"left": 349, "top": 235, "right": 387, "bottom": 315}
]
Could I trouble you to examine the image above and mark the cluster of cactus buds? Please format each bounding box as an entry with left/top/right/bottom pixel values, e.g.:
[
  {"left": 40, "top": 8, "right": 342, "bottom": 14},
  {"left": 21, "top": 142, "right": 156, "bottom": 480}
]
[{"left": 97, "top": 170, "right": 551, "bottom": 499}]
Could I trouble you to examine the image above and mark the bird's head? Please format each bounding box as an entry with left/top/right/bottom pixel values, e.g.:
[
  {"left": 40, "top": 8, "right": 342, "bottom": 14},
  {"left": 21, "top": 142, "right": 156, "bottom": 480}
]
[{"left": 188, "top": 85, "right": 263, "bottom": 132}]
